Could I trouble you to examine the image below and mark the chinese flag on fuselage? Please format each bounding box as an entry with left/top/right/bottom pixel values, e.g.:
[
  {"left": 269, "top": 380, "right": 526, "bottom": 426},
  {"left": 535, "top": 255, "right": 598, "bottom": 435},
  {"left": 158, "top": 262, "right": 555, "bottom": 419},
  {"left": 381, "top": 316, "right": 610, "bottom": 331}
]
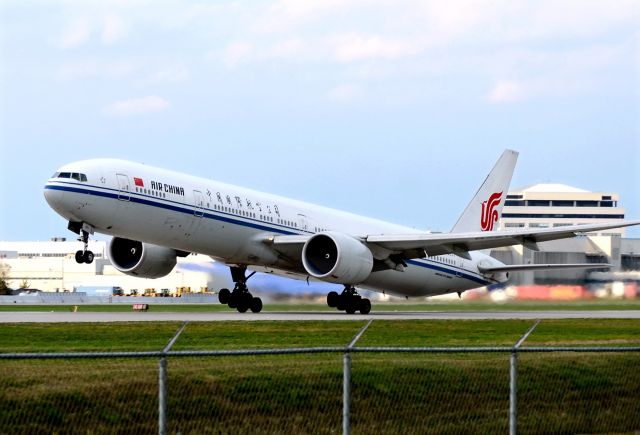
[{"left": 134, "top": 177, "right": 144, "bottom": 187}]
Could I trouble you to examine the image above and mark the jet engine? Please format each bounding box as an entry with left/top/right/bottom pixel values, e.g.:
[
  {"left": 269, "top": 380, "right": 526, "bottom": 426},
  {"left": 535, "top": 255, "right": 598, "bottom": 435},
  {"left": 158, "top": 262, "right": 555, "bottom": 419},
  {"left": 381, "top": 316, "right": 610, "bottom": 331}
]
[
  {"left": 108, "top": 237, "right": 177, "bottom": 279},
  {"left": 302, "top": 231, "right": 373, "bottom": 284}
]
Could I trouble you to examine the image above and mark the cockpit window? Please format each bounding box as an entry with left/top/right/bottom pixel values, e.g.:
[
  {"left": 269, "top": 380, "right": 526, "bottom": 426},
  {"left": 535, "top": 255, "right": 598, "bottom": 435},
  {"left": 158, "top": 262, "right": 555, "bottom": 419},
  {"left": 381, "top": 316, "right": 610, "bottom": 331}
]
[{"left": 53, "top": 172, "right": 87, "bottom": 182}]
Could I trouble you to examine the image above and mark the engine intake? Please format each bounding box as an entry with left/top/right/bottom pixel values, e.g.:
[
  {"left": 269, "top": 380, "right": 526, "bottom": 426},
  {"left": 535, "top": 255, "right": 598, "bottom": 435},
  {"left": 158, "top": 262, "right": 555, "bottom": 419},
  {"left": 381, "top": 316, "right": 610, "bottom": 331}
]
[
  {"left": 302, "top": 232, "right": 373, "bottom": 284},
  {"left": 108, "top": 237, "right": 177, "bottom": 279}
]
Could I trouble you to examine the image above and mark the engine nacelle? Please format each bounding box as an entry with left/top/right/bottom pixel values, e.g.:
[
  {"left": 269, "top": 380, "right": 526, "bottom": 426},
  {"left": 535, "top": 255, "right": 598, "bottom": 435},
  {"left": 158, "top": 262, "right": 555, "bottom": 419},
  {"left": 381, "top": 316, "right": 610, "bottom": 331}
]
[
  {"left": 302, "top": 231, "right": 373, "bottom": 284},
  {"left": 108, "top": 237, "right": 177, "bottom": 279}
]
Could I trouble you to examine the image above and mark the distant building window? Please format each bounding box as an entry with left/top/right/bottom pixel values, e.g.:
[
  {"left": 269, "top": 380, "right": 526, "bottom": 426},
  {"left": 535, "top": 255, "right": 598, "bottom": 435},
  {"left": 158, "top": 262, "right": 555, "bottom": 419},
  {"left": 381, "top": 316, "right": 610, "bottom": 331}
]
[
  {"left": 506, "top": 194, "right": 523, "bottom": 199},
  {"left": 600, "top": 201, "right": 613, "bottom": 207},
  {"left": 502, "top": 213, "right": 624, "bottom": 219},
  {"left": 505, "top": 200, "right": 525, "bottom": 206},
  {"left": 553, "top": 223, "right": 573, "bottom": 227},
  {"left": 504, "top": 223, "right": 525, "bottom": 228},
  {"left": 551, "top": 200, "right": 574, "bottom": 207},
  {"left": 602, "top": 195, "right": 612, "bottom": 200},
  {"left": 576, "top": 201, "right": 598, "bottom": 207},
  {"left": 527, "top": 200, "right": 550, "bottom": 206}
]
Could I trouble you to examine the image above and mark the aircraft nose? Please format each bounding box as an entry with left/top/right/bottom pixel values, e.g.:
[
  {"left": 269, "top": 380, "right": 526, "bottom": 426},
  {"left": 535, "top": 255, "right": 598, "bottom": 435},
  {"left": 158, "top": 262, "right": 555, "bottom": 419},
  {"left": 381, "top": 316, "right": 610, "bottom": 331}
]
[{"left": 44, "top": 184, "right": 66, "bottom": 214}]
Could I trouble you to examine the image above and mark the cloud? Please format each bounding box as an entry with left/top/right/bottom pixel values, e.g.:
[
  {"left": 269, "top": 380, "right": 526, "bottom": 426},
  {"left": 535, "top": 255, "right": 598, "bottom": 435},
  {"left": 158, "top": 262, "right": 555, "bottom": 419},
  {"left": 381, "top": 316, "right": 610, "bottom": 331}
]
[
  {"left": 487, "top": 81, "right": 527, "bottom": 103},
  {"left": 148, "top": 65, "right": 190, "bottom": 83},
  {"left": 486, "top": 42, "right": 629, "bottom": 104},
  {"left": 333, "top": 34, "right": 419, "bottom": 62},
  {"left": 263, "top": 39, "right": 305, "bottom": 60},
  {"left": 57, "top": 18, "right": 91, "bottom": 49},
  {"left": 56, "top": 59, "right": 139, "bottom": 81},
  {"left": 101, "top": 13, "right": 127, "bottom": 45},
  {"left": 222, "top": 42, "right": 253, "bottom": 67},
  {"left": 253, "top": 0, "right": 346, "bottom": 34},
  {"left": 327, "top": 84, "right": 362, "bottom": 102},
  {"left": 103, "top": 96, "right": 170, "bottom": 116}
]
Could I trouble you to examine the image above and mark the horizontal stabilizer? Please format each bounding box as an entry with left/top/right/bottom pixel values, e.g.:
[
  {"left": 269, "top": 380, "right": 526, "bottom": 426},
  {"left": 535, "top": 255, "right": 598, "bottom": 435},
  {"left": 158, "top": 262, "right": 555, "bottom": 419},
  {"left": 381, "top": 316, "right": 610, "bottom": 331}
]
[{"left": 478, "top": 263, "right": 611, "bottom": 273}]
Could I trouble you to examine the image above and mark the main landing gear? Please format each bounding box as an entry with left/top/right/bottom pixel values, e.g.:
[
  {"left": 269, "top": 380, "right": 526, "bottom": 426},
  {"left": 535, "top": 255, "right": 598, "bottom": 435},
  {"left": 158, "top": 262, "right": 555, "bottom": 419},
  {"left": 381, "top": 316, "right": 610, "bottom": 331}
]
[
  {"left": 74, "top": 227, "right": 94, "bottom": 264},
  {"left": 327, "top": 286, "right": 371, "bottom": 314},
  {"left": 217, "top": 266, "right": 263, "bottom": 313}
]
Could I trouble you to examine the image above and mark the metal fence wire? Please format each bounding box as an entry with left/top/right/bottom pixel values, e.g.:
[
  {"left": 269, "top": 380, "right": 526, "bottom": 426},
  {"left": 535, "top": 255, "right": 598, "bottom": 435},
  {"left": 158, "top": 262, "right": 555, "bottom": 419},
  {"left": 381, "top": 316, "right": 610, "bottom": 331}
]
[{"left": 0, "top": 323, "right": 639, "bottom": 434}]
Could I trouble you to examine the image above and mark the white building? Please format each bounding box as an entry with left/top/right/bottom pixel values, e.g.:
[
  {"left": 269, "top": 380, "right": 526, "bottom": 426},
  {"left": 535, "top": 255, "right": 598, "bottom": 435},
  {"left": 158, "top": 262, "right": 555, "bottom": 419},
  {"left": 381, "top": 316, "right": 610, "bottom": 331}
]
[
  {"left": 500, "top": 183, "right": 625, "bottom": 236},
  {"left": 0, "top": 239, "right": 216, "bottom": 294}
]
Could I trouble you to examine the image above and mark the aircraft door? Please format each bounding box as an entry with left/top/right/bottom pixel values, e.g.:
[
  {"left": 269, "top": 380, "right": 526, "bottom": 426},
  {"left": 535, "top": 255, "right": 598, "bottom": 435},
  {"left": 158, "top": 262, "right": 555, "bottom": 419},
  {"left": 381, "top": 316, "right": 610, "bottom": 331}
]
[
  {"left": 297, "top": 214, "right": 309, "bottom": 232},
  {"left": 193, "top": 190, "right": 205, "bottom": 217},
  {"left": 116, "top": 174, "right": 131, "bottom": 201}
]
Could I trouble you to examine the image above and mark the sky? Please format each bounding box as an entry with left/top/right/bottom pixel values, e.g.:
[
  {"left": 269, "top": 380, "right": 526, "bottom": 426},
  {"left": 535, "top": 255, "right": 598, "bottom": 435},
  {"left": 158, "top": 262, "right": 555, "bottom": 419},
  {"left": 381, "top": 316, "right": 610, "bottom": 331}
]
[{"left": 1, "top": 0, "right": 639, "bottom": 241}]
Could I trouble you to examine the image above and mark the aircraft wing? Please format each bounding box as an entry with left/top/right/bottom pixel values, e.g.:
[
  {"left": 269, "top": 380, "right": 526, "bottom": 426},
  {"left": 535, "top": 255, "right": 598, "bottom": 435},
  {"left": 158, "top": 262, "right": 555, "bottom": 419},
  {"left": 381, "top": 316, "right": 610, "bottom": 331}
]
[
  {"left": 477, "top": 263, "right": 611, "bottom": 273},
  {"left": 269, "top": 220, "right": 640, "bottom": 261},
  {"left": 366, "top": 220, "right": 640, "bottom": 258}
]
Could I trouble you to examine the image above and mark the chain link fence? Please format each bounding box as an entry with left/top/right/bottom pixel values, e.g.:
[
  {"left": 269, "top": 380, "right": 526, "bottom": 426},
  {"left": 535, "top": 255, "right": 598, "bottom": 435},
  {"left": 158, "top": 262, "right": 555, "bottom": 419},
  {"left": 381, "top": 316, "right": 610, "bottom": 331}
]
[{"left": 1, "top": 322, "right": 639, "bottom": 434}]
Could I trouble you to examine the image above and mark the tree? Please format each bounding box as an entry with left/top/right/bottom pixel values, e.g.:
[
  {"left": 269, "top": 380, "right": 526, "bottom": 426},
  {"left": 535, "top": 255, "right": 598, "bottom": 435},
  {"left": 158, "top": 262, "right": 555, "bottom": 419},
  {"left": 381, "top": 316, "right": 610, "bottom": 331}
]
[
  {"left": 0, "top": 262, "right": 10, "bottom": 295},
  {"left": 19, "top": 278, "right": 30, "bottom": 290}
]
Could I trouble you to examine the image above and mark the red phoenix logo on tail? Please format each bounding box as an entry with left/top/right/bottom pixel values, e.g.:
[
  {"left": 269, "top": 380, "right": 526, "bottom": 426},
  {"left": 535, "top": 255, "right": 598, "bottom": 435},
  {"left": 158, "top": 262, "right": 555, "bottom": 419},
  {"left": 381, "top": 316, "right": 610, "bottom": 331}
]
[{"left": 480, "top": 191, "right": 503, "bottom": 231}]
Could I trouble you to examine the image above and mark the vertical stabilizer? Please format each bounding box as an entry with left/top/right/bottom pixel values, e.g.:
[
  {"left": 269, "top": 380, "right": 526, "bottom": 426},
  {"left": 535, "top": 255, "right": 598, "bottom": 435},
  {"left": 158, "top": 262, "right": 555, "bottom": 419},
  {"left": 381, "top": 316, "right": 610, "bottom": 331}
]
[{"left": 451, "top": 149, "right": 518, "bottom": 233}]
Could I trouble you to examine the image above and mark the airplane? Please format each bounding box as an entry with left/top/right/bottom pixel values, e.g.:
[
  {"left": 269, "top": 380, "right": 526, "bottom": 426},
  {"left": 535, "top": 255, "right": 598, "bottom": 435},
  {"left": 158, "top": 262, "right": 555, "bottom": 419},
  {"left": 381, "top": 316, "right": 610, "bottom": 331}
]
[{"left": 43, "top": 150, "right": 638, "bottom": 314}]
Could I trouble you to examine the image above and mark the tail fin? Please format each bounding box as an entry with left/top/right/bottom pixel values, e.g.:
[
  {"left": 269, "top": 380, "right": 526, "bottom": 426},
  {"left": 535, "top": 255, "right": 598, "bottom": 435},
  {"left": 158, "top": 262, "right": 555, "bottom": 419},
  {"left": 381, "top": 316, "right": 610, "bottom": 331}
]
[{"left": 451, "top": 149, "right": 518, "bottom": 233}]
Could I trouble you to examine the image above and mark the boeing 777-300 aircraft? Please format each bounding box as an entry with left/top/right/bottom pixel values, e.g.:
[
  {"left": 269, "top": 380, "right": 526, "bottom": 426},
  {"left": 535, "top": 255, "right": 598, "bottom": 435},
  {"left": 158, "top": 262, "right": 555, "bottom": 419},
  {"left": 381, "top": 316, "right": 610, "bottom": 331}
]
[{"left": 44, "top": 150, "right": 638, "bottom": 314}]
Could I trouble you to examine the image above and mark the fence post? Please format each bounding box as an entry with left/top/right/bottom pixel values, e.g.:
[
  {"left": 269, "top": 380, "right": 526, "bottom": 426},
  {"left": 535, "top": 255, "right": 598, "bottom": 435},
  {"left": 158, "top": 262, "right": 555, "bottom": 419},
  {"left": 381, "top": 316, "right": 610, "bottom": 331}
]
[
  {"left": 158, "top": 321, "right": 190, "bottom": 435},
  {"left": 343, "top": 319, "right": 373, "bottom": 435},
  {"left": 159, "top": 357, "right": 168, "bottom": 435},
  {"left": 343, "top": 352, "right": 351, "bottom": 435},
  {"left": 509, "top": 351, "right": 517, "bottom": 435},
  {"left": 510, "top": 319, "right": 541, "bottom": 435}
]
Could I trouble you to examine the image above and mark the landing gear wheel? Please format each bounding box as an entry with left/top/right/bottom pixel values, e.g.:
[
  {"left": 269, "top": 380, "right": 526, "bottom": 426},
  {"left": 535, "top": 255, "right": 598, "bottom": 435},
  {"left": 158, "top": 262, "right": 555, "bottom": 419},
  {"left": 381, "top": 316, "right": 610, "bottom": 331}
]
[
  {"left": 75, "top": 250, "right": 85, "bottom": 264},
  {"left": 329, "top": 286, "right": 372, "bottom": 314},
  {"left": 74, "top": 225, "right": 95, "bottom": 265},
  {"left": 83, "top": 251, "right": 94, "bottom": 264},
  {"left": 250, "top": 297, "right": 263, "bottom": 313},
  {"left": 236, "top": 293, "right": 252, "bottom": 313},
  {"left": 224, "top": 266, "right": 262, "bottom": 313},
  {"left": 218, "top": 288, "right": 230, "bottom": 305},
  {"left": 327, "top": 291, "right": 339, "bottom": 308},
  {"left": 228, "top": 293, "right": 238, "bottom": 309},
  {"left": 236, "top": 301, "right": 249, "bottom": 313},
  {"left": 359, "top": 298, "right": 371, "bottom": 314}
]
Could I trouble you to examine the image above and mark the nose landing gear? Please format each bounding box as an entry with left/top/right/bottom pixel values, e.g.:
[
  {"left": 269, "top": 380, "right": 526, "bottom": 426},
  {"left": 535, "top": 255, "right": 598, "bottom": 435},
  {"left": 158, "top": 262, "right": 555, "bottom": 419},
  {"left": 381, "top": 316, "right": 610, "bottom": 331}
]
[
  {"left": 71, "top": 222, "right": 95, "bottom": 264},
  {"left": 327, "top": 286, "right": 371, "bottom": 314},
  {"left": 217, "top": 266, "right": 263, "bottom": 313}
]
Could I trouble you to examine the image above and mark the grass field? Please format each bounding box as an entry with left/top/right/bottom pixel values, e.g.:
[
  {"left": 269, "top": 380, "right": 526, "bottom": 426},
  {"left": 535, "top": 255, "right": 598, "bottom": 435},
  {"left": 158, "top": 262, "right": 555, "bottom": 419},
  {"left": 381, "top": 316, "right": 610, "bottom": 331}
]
[{"left": 0, "top": 319, "right": 639, "bottom": 433}]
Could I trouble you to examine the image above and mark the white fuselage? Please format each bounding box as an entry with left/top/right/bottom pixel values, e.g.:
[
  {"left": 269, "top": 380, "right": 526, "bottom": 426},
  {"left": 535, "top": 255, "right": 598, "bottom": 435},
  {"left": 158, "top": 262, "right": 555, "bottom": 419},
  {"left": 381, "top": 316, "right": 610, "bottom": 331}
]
[{"left": 44, "top": 159, "right": 504, "bottom": 297}]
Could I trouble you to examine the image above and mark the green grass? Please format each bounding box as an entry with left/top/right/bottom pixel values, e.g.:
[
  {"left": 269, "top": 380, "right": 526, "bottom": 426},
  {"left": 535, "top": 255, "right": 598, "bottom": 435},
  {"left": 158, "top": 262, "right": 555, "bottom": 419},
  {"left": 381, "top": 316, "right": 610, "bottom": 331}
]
[
  {"left": 0, "top": 319, "right": 639, "bottom": 433},
  {"left": 1, "top": 319, "right": 639, "bottom": 352}
]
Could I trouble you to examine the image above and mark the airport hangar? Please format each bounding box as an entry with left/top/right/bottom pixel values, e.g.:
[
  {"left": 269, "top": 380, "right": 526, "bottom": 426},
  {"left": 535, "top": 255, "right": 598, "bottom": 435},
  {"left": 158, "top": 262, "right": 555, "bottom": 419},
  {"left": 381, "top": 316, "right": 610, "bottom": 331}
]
[{"left": 1, "top": 183, "right": 639, "bottom": 296}]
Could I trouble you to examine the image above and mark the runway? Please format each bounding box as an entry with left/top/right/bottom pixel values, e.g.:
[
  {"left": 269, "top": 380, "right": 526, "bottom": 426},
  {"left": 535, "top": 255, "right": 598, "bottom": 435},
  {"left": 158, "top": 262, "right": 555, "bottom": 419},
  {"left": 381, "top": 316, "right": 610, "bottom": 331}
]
[{"left": 1, "top": 310, "right": 640, "bottom": 322}]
